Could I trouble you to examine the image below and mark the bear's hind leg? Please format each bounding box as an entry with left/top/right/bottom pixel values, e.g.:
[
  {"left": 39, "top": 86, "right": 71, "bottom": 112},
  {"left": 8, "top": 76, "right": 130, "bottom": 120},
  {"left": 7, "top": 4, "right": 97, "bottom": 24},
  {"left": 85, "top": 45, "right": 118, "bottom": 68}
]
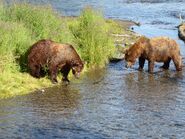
[
  {"left": 49, "top": 65, "right": 59, "bottom": 84},
  {"left": 172, "top": 55, "right": 182, "bottom": 71},
  {"left": 138, "top": 57, "right": 145, "bottom": 71},
  {"left": 160, "top": 58, "right": 171, "bottom": 70}
]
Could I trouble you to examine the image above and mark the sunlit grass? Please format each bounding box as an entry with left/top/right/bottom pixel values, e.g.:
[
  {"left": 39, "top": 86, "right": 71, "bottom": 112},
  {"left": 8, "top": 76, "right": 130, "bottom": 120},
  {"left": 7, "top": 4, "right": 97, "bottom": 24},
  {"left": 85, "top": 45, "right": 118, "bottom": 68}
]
[
  {"left": 0, "top": 2, "right": 74, "bottom": 99},
  {"left": 0, "top": 71, "right": 51, "bottom": 99},
  {"left": 2, "top": 3, "right": 73, "bottom": 43},
  {"left": 69, "top": 7, "right": 116, "bottom": 67},
  {"left": 0, "top": 3, "right": 128, "bottom": 99}
]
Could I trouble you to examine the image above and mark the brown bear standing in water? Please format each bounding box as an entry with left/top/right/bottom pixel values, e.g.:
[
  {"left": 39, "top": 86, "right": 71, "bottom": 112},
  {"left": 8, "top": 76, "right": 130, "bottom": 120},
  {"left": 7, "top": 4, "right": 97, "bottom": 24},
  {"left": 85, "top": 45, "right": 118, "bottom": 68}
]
[
  {"left": 178, "top": 23, "right": 185, "bottom": 42},
  {"left": 124, "top": 36, "right": 182, "bottom": 72},
  {"left": 28, "top": 39, "right": 84, "bottom": 83}
]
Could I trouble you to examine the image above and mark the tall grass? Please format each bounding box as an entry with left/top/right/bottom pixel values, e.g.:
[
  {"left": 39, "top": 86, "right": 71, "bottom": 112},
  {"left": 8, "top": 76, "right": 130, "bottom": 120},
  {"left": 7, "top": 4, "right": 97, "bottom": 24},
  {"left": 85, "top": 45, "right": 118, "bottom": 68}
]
[
  {"left": 0, "top": 3, "right": 73, "bottom": 98},
  {"left": 0, "top": 21, "right": 31, "bottom": 55},
  {"left": 0, "top": 3, "right": 119, "bottom": 99},
  {"left": 69, "top": 7, "right": 116, "bottom": 67},
  {"left": 2, "top": 3, "right": 73, "bottom": 43}
]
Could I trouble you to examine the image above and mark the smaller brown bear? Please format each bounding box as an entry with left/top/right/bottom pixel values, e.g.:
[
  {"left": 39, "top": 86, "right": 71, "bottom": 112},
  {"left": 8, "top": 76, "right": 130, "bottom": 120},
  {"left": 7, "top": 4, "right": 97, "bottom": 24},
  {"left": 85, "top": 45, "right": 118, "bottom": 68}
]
[
  {"left": 28, "top": 39, "right": 84, "bottom": 83},
  {"left": 124, "top": 36, "right": 182, "bottom": 73}
]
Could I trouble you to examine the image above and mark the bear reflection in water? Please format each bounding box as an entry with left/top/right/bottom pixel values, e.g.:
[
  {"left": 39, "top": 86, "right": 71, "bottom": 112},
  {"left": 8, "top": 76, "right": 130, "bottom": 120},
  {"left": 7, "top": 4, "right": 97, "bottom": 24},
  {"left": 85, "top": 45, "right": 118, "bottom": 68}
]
[
  {"left": 28, "top": 39, "right": 84, "bottom": 84},
  {"left": 124, "top": 36, "right": 182, "bottom": 73}
]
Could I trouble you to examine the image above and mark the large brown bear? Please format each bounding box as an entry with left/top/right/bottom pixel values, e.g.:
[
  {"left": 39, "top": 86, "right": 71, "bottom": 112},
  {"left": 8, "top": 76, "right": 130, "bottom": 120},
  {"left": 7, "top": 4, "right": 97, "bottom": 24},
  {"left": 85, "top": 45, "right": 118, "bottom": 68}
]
[
  {"left": 28, "top": 39, "right": 84, "bottom": 83},
  {"left": 124, "top": 36, "right": 182, "bottom": 72}
]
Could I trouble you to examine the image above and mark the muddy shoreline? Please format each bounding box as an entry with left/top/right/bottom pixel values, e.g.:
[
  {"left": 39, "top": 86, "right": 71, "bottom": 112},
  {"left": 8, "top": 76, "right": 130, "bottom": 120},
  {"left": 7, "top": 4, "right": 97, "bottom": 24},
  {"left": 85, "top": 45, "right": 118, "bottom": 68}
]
[{"left": 110, "top": 19, "right": 140, "bottom": 62}]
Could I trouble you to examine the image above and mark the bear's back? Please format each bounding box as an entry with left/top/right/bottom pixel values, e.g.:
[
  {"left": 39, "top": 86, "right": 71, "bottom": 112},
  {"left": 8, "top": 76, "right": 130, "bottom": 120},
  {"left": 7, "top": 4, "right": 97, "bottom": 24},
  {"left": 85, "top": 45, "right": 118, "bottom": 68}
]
[
  {"left": 28, "top": 39, "right": 53, "bottom": 65},
  {"left": 50, "top": 43, "right": 81, "bottom": 62},
  {"left": 150, "top": 37, "right": 180, "bottom": 51}
]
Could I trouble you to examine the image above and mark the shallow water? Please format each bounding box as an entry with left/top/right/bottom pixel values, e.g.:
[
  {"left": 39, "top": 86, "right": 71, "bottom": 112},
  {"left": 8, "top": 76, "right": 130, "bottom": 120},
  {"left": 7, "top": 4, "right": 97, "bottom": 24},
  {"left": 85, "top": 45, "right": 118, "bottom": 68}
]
[
  {"left": 1, "top": 0, "right": 185, "bottom": 138},
  {"left": 1, "top": 62, "right": 185, "bottom": 138}
]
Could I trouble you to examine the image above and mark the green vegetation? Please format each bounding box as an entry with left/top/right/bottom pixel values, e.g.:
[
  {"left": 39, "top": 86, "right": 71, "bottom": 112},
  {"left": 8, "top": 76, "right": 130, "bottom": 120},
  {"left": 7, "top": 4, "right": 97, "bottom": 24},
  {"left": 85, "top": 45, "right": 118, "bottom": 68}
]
[
  {"left": 0, "top": 3, "right": 72, "bottom": 99},
  {"left": 69, "top": 7, "right": 115, "bottom": 67},
  {"left": 0, "top": 3, "right": 128, "bottom": 99}
]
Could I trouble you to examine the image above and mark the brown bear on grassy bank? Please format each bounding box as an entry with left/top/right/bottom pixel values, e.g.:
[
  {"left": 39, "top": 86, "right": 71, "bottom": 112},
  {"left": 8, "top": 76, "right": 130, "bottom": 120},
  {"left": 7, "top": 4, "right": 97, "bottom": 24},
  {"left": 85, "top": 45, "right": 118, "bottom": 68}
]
[
  {"left": 28, "top": 39, "right": 84, "bottom": 83},
  {"left": 124, "top": 36, "right": 182, "bottom": 72}
]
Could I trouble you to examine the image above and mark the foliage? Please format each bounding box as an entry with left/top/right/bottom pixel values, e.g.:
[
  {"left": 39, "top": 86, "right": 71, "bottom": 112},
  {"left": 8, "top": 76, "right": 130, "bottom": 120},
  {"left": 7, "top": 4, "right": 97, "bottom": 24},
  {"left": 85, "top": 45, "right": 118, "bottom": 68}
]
[
  {"left": 0, "top": 3, "right": 119, "bottom": 99},
  {"left": 69, "top": 7, "right": 116, "bottom": 67},
  {"left": 0, "top": 3, "right": 72, "bottom": 98},
  {"left": 2, "top": 3, "right": 73, "bottom": 43}
]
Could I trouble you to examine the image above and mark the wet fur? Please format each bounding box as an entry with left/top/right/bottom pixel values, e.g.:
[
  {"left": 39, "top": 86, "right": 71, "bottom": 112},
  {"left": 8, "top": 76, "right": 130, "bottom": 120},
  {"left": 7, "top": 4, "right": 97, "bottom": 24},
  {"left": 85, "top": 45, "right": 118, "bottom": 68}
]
[
  {"left": 28, "top": 39, "right": 84, "bottom": 83},
  {"left": 125, "top": 36, "right": 182, "bottom": 72},
  {"left": 178, "top": 23, "right": 185, "bottom": 42}
]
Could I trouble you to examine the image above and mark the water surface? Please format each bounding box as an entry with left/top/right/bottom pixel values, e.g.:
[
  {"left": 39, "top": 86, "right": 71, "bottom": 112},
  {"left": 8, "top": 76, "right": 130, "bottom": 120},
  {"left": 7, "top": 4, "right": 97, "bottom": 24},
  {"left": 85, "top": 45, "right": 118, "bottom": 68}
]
[{"left": 1, "top": 0, "right": 185, "bottom": 138}]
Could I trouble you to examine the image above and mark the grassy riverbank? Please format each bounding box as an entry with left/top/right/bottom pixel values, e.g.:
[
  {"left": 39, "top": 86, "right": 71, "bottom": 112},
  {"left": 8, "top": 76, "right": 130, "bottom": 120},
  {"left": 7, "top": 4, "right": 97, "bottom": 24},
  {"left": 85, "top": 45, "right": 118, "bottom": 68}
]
[{"left": 0, "top": 3, "right": 137, "bottom": 99}]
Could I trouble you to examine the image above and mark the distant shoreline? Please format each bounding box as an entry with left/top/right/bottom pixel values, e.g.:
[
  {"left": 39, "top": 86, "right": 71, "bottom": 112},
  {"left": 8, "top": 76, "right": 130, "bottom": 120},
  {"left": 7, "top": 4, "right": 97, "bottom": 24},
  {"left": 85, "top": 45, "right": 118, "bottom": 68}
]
[{"left": 62, "top": 15, "right": 140, "bottom": 28}]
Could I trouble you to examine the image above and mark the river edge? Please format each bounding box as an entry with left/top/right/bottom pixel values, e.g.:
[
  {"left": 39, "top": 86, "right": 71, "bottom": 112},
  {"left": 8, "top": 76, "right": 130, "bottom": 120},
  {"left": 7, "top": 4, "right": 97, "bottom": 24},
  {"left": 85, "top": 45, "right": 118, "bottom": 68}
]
[
  {"left": 0, "top": 17, "right": 139, "bottom": 100},
  {"left": 29, "top": 18, "right": 140, "bottom": 96}
]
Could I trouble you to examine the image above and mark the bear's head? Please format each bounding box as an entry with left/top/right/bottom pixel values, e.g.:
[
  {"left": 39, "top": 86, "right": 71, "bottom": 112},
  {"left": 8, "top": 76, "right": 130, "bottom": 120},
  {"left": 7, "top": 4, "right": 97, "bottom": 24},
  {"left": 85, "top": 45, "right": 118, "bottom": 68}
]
[
  {"left": 72, "top": 60, "right": 84, "bottom": 78},
  {"left": 124, "top": 36, "right": 149, "bottom": 68}
]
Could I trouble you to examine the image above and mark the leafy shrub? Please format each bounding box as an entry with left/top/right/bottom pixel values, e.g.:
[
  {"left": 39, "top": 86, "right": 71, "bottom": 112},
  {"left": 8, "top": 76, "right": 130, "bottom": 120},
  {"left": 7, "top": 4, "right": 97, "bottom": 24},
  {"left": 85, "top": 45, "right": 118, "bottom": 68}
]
[
  {"left": 2, "top": 3, "right": 73, "bottom": 43},
  {"left": 0, "top": 3, "right": 118, "bottom": 98},
  {"left": 70, "top": 7, "right": 115, "bottom": 67}
]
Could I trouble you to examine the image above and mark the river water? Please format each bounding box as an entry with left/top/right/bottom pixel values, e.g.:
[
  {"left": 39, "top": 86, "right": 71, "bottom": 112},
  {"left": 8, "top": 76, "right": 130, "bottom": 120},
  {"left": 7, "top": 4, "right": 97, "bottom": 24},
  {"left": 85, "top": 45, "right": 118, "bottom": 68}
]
[{"left": 1, "top": 0, "right": 185, "bottom": 139}]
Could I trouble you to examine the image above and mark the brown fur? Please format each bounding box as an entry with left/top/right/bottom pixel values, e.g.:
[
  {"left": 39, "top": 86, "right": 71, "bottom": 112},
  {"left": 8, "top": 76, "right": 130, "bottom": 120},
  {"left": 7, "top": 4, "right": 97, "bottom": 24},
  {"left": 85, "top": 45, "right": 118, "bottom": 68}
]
[
  {"left": 124, "top": 36, "right": 182, "bottom": 72},
  {"left": 178, "top": 23, "right": 185, "bottom": 42},
  {"left": 28, "top": 39, "right": 84, "bottom": 83}
]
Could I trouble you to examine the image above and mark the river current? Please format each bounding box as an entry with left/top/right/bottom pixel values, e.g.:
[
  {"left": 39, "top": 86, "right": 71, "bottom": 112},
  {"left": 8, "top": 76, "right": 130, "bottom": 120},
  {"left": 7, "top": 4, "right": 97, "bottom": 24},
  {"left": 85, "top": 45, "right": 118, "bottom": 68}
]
[{"left": 1, "top": 0, "right": 185, "bottom": 139}]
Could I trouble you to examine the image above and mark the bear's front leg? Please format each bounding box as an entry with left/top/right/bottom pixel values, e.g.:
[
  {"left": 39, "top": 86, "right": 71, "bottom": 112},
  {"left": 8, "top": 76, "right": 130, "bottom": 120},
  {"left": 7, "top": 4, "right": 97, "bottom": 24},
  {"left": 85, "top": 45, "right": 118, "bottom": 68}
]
[
  {"left": 138, "top": 57, "right": 145, "bottom": 71},
  {"left": 172, "top": 55, "right": 182, "bottom": 71},
  {"left": 148, "top": 61, "right": 155, "bottom": 73},
  {"left": 61, "top": 67, "right": 70, "bottom": 83}
]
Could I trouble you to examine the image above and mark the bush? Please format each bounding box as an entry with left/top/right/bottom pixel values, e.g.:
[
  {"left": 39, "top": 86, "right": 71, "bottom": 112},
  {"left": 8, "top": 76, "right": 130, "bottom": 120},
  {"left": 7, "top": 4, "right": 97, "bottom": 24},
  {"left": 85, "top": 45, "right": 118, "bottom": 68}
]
[
  {"left": 69, "top": 7, "right": 115, "bottom": 67},
  {"left": 2, "top": 3, "right": 73, "bottom": 43},
  {"left": 0, "top": 3, "right": 73, "bottom": 98},
  {"left": 0, "top": 3, "right": 118, "bottom": 98},
  {"left": 0, "top": 21, "right": 31, "bottom": 55},
  {"left": 0, "top": 21, "right": 32, "bottom": 72}
]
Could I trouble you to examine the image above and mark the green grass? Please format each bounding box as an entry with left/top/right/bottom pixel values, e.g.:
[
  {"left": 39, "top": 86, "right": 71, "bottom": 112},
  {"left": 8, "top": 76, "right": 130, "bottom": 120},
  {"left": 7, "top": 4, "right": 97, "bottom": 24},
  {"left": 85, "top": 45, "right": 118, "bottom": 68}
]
[
  {"left": 0, "top": 3, "right": 125, "bottom": 99},
  {"left": 69, "top": 7, "right": 116, "bottom": 67},
  {"left": 0, "top": 3, "right": 73, "bottom": 99},
  {"left": 2, "top": 3, "right": 73, "bottom": 43}
]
